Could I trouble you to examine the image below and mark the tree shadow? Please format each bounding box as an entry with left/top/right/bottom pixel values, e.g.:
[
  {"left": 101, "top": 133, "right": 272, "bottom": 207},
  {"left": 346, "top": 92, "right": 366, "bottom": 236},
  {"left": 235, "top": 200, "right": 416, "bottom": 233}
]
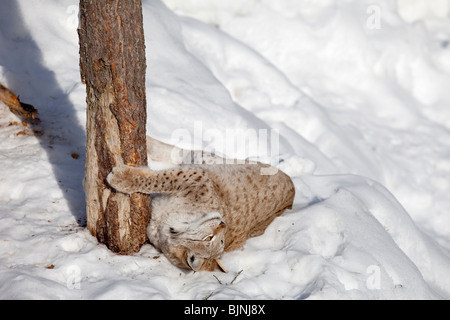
[{"left": 0, "top": 1, "right": 86, "bottom": 225}]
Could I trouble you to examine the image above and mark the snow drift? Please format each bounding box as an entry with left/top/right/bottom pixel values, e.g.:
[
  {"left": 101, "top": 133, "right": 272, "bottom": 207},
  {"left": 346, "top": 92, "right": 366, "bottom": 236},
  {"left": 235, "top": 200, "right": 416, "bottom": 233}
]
[{"left": 1, "top": 0, "right": 450, "bottom": 299}]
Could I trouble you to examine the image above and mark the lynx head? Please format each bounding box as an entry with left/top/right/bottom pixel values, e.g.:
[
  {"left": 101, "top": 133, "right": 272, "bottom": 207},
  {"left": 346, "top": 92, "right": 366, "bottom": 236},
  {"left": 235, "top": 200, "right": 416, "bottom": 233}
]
[{"left": 156, "top": 211, "right": 227, "bottom": 272}]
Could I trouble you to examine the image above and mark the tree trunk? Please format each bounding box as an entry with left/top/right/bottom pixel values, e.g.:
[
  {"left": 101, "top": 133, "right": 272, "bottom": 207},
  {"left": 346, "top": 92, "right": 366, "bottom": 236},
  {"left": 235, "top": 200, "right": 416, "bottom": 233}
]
[{"left": 78, "top": 0, "right": 151, "bottom": 254}]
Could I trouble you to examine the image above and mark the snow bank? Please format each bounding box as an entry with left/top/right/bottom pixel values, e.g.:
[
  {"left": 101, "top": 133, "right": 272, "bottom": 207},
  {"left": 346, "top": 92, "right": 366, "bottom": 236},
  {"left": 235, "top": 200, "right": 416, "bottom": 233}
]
[
  {"left": 165, "top": 0, "right": 450, "bottom": 244},
  {"left": 1, "top": 0, "right": 449, "bottom": 299}
]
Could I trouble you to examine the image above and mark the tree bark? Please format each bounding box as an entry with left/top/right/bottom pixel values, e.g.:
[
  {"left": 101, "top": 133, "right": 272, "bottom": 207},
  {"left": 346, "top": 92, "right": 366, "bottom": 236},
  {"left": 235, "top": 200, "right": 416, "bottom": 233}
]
[{"left": 78, "top": 0, "right": 151, "bottom": 254}]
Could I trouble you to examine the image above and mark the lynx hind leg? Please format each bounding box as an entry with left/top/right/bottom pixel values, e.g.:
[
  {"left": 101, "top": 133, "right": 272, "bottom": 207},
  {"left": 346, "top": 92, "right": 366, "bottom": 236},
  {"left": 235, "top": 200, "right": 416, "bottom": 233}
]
[
  {"left": 147, "top": 136, "right": 183, "bottom": 164},
  {"left": 147, "top": 136, "right": 226, "bottom": 165}
]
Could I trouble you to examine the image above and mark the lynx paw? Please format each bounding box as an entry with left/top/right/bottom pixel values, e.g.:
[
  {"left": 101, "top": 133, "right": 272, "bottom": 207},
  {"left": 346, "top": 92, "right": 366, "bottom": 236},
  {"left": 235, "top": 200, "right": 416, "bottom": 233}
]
[{"left": 107, "top": 165, "right": 141, "bottom": 194}]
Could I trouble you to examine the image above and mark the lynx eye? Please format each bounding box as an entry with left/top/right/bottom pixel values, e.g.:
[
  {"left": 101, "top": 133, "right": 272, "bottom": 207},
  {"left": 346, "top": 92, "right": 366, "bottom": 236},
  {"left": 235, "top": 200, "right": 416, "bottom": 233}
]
[{"left": 202, "top": 235, "right": 214, "bottom": 241}]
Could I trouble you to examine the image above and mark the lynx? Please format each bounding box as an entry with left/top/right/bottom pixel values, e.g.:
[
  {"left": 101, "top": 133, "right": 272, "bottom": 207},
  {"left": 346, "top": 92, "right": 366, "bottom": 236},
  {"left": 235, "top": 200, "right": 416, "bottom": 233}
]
[{"left": 107, "top": 137, "right": 295, "bottom": 272}]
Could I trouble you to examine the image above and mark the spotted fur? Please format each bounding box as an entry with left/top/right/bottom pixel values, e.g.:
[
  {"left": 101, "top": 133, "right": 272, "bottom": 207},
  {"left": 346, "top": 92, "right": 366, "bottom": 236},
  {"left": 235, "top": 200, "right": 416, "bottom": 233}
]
[{"left": 107, "top": 137, "right": 295, "bottom": 271}]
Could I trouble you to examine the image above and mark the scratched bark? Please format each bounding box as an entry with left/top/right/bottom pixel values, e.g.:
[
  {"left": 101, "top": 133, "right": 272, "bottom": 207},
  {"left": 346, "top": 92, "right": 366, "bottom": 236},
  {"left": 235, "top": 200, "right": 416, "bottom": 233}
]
[{"left": 78, "top": 0, "right": 151, "bottom": 254}]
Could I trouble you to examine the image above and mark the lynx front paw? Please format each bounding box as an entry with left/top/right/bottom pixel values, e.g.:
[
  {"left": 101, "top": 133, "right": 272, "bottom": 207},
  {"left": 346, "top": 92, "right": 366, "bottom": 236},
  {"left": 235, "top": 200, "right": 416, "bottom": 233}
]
[{"left": 107, "top": 165, "right": 141, "bottom": 194}]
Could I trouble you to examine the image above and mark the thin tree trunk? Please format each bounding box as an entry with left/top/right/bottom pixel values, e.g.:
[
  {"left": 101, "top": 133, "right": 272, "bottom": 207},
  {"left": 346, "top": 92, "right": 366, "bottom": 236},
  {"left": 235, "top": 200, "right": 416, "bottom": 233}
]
[{"left": 78, "top": 0, "right": 151, "bottom": 254}]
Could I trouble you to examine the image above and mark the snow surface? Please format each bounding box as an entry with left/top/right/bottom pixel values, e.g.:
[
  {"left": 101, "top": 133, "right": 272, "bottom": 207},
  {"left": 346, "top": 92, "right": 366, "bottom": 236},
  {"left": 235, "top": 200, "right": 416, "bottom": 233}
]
[{"left": 1, "top": 0, "right": 450, "bottom": 299}]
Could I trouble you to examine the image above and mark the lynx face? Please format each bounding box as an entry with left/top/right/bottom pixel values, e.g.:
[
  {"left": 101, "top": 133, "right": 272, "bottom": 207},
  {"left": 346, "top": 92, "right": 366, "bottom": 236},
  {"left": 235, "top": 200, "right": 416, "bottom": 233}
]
[{"left": 157, "top": 211, "right": 227, "bottom": 272}]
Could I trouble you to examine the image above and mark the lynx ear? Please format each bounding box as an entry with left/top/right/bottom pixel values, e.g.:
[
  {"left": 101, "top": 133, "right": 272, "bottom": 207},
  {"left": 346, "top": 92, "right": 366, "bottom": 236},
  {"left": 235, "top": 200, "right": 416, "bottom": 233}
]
[{"left": 186, "top": 253, "right": 204, "bottom": 272}]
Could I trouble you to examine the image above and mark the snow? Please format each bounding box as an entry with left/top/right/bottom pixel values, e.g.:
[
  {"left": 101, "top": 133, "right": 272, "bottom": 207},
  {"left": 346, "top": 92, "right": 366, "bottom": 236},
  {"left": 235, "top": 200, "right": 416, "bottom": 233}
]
[{"left": 1, "top": 0, "right": 450, "bottom": 299}]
